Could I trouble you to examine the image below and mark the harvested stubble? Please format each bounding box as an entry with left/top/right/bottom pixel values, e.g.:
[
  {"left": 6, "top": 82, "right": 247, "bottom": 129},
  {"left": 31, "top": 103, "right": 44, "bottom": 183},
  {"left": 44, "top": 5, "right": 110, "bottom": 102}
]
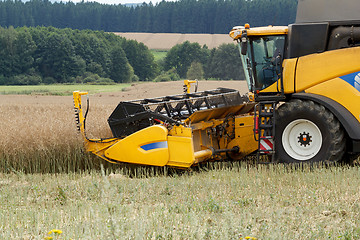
[
  {"left": 0, "top": 95, "right": 116, "bottom": 173},
  {"left": 1, "top": 164, "right": 360, "bottom": 239}
]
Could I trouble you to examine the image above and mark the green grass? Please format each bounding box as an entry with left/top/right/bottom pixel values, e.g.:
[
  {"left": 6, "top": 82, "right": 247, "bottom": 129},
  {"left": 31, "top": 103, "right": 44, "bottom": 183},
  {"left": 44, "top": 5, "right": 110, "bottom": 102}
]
[
  {"left": 1, "top": 164, "right": 360, "bottom": 239},
  {"left": 0, "top": 83, "right": 132, "bottom": 96},
  {"left": 151, "top": 49, "right": 168, "bottom": 62}
]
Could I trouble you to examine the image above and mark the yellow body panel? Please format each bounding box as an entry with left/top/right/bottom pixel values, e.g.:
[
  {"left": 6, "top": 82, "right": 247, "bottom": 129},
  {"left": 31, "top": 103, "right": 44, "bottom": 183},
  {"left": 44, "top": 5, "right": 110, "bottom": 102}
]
[
  {"left": 167, "top": 125, "right": 195, "bottom": 168},
  {"left": 167, "top": 136, "right": 195, "bottom": 168},
  {"left": 229, "top": 26, "right": 288, "bottom": 40},
  {"left": 104, "top": 125, "right": 170, "bottom": 166},
  {"left": 85, "top": 139, "right": 120, "bottom": 163},
  {"left": 296, "top": 47, "right": 360, "bottom": 92},
  {"left": 99, "top": 124, "right": 197, "bottom": 168},
  {"left": 168, "top": 125, "right": 192, "bottom": 137},
  {"left": 305, "top": 78, "right": 360, "bottom": 122},
  {"left": 227, "top": 115, "right": 258, "bottom": 159}
]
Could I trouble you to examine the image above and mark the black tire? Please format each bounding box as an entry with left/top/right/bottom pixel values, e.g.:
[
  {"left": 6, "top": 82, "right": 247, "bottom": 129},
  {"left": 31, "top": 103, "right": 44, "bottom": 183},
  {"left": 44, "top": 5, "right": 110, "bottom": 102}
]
[{"left": 274, "top": 99, "right": 346, "bottom": 163}]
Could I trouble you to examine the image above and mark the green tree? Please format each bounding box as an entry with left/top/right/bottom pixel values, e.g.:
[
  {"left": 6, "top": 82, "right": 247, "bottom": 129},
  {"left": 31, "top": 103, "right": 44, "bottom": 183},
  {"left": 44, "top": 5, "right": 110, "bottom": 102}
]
[
  {"left": 71, "top": 32, "right": 110, "bottom": 77},
  {"left": 13, "top": 28, "right": 36, "bottom": 75},
  {"left": 206, "top": 43, "right": 244, "bottom": 80},
  {"left": 0, "top": 27, "right": 16, "bottom": 77},
  {"left": 123, "top": 40, "right": 158, "bottom": 81},
  {"left": 36, "top": 32, "right": 81, "bottom": 82},
  {"left": 164, "top": 41, "right": 209, "bottom": 78},
  {"left": 109, "top": 47, "right": 133, "bottom": 83},
  {"left": 0, "top": 0, "right": 298, "bottom": 34},
  {"left": 186, "top": 61, "right": 204, "bottom": 80}
]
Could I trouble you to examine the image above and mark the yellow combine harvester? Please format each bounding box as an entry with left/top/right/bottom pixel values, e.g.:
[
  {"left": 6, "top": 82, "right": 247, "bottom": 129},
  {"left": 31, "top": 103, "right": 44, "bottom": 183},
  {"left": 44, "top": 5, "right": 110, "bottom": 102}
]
[
  {"left": 73, "top": 0, "right": 360, "bottom": 166},
  {"left": 73, "top": 86, "right": 257, "bottom": 168}
]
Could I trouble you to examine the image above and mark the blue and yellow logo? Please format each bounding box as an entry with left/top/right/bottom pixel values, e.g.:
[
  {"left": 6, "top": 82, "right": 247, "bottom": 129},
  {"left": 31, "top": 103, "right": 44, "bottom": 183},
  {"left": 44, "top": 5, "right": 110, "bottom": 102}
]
[{"left": 340, "top": 71, "right": 360, "bottom": 92}]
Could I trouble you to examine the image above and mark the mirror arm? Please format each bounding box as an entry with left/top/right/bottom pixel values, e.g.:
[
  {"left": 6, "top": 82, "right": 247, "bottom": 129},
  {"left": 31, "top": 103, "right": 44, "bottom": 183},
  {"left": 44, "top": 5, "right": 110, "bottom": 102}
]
[{"left": 240, "top": 30, "right": 248, "bottom": 55}]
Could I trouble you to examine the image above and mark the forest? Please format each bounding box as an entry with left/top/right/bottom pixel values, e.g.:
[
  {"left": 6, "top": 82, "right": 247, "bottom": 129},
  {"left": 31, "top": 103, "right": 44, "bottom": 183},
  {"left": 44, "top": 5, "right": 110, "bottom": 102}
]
[
  {"left": 0, "top": 0, "right": 298, "bottom": 34},
  {"left": 0, "top": 26, "right": 244, "bottom": 85},
  {"left": 0, "top": 26, "right": 159, "bottom": 84},
  {"left": 0, "top": 0, "right": 298, "bottom": 85}
]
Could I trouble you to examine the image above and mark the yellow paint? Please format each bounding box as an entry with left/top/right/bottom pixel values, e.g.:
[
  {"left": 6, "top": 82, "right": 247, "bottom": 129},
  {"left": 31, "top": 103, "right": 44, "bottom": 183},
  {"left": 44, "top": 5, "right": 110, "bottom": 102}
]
[
  {"left": 227, "top": 115, "right": 257, "bottom": 159},
  {"left": 296, "top": 47, "right": 360, "bottom": 92},
  {"left": 167, "top": 135, "right": 195, "bottom": 168},
  {"left": 193, "top": 149, "right": 213, "bottom": 160},
  {"left": 191, "top": 119, "right": 224, "bottom": 131},
  {"left": 168, "top": 124, "right": 192, "bottom": 137},
  {"left": 185, "top": 104, "right": 254, "bottom": 125},
  {"left": 183, "top": 80, "right": 197, "bottom": 94},
  {"left": 229, "top": 26, "right": 288, "bottom": 40},
  {"left": 104, "top": 125, "right": 169, "bottom": 166},
  {"left": 305, "top": 78, "right": 360, "bottom": 122},
  {"left": 248, "top": 92, "right": 255, "bottom": 101},
  {"left": 73, "top": 91, "right": 88, "bottom": 136},
  {"left": 167, "top": 124, "right": 196, "bottom": 168}
]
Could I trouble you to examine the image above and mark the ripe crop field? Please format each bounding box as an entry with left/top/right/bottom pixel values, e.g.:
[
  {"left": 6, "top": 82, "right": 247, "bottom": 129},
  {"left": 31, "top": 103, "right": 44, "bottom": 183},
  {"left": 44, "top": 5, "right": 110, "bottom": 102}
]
[
  {"left": 113, "top": 33, "right": 234, "bottom": 50},
  {"left": 1, "top": 81, "right": 360, "bottom": 239}
]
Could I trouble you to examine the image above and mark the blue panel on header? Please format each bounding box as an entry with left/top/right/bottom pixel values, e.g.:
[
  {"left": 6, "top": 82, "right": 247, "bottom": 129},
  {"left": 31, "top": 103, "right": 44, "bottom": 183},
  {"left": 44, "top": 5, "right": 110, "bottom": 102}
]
[
  {"left": 140, "top": 141, "right": 168, "bottom": 151},
  {"left": 339, "top": 71, "right": 360, "bottom": 92}
]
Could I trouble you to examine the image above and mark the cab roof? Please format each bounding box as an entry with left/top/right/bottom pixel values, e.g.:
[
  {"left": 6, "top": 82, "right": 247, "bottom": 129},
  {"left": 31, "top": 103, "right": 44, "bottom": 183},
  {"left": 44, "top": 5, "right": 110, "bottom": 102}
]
[{"left": 229, "top": 25, "right": 288, "bottom": 40}]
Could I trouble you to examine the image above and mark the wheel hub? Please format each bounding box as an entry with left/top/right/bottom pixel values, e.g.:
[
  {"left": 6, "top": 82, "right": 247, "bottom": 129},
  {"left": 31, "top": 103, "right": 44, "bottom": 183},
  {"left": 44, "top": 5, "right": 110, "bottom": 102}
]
[{"left": 298, "top": 132, "right": 312, "bottom": 147}]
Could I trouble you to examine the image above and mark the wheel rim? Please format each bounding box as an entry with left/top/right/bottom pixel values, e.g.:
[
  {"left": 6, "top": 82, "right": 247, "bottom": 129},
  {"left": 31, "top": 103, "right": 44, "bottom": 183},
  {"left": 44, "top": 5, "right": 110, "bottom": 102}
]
[{"left": 282, "top": 119, "right": 322, "bottom": 161}]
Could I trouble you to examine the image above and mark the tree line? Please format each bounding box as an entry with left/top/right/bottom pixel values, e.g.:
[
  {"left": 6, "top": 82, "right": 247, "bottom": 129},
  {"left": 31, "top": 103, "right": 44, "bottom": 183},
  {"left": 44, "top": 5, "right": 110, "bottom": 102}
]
[
  {"left": 160, "top": 41, "right": 244, "bottom": 81},
  {"left": 0, "top": 26, "right": 244, "bottom": 85},
  {"left": 0, "top": 27, "right": 243, "bottom": 85},
  {"left": 0, "top": 26, "right": 158, "bottom": 85},
  {"left": 0, "top": 0, "right": 298, "bottom": 34}
]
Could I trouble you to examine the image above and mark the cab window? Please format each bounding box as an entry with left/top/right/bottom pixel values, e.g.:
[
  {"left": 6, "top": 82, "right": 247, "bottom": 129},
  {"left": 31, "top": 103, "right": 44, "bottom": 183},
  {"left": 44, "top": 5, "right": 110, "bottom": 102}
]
[{"left": 250, "top": 35, "right": 285, "bottom": 90}]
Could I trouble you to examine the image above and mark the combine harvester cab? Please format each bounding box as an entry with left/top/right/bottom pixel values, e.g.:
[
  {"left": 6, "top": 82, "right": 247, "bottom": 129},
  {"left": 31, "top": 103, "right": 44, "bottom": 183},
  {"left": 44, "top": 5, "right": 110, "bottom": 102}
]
[{"left": 73, "top": 82, "right": 258, "bottom": 168}]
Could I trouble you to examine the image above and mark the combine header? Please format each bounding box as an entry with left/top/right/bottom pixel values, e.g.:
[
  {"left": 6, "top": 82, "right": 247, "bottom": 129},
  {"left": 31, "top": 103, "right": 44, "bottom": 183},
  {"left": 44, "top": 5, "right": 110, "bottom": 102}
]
[
  {"left": 107, "top": 87, "right": 244, "bottom": 137},
  {"left": 73, "top": 83, "right": 257, "bottom": 168}
]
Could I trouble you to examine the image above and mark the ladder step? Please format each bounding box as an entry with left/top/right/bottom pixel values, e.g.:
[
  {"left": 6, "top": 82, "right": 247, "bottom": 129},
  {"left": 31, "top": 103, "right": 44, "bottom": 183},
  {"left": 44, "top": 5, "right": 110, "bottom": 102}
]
[
  {"left": 259, "top": 124, "right": 273, "bottom": 129},
  {"left": 259, "top": 150, "right": 275, "bottom": 154},
  {"left": 256, "top": 100, "right": 279, "bottom": 163},
  {"left": 260, "top": 136, "right": 274, "bottom": 139},
  {"left": 259, "top": 112, "right": 274, "bottom": 117},
  {"left": 255, "top": 95, "right": 286, "bottom": 102}
]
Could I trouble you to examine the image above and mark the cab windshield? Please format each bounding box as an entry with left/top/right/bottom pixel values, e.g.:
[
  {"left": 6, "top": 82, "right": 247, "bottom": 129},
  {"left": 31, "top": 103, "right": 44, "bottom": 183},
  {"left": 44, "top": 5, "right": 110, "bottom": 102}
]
[{"left": 239, "top": 35, "right": 285, "bottom": 91}]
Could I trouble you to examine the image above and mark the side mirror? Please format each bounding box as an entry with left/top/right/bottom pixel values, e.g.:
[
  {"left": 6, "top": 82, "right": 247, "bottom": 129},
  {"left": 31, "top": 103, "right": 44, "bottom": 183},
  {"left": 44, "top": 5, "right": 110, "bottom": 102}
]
[{"left": 240, "top": 32, "right": 248, "bottom": 55}]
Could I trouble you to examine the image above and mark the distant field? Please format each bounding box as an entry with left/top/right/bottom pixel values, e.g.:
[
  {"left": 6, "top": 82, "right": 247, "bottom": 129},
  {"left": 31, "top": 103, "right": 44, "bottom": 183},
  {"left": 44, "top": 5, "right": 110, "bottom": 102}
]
[
  {"left": 151, "top": 49, "right": 168, "bottom": 61},
  {"left": 114, "top": 32, "right": 234, "bottom": 50},
  {"left": 0, "top": 84, "right": 131, "bottom": 96}
]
